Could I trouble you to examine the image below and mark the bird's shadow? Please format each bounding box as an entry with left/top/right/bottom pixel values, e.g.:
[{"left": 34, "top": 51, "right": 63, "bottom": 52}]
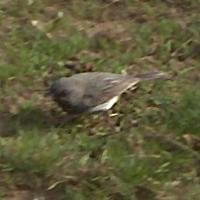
[{"left": 0, "top": 106, "right": 82, "bottom": 137}]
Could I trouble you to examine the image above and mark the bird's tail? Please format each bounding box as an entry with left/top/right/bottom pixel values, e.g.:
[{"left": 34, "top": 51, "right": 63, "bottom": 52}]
[{"left": 134, "top": 71, "right": 167, "bottom": 81}]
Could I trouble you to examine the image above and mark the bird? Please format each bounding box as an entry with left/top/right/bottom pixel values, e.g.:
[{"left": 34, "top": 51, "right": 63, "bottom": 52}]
[{"left": 50, "top": 71, "right": 167, "bottom": 114}]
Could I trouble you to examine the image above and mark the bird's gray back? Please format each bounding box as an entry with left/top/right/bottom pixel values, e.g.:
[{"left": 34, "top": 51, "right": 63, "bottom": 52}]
[{"left": 71, "top": 72, "right": 138, "bottom": 107}]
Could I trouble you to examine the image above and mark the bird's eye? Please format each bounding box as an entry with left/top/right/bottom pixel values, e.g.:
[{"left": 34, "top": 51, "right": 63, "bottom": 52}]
[{"left": 59, "top": 90, "right": 67, "bottom": 97}]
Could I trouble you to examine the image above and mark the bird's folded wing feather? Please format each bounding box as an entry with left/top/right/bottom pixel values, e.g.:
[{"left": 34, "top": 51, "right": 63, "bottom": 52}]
[{"left": 83, "top": 76, "right": 139, "bottom": 107}]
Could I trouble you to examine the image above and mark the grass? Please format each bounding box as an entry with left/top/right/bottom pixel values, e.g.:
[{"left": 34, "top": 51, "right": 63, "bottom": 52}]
[
  {"left": 0, "top": 0, "right": 200, "bottom": 199},
  {"left": 165, "top": 86, "right": 200, "bottom": 135}
]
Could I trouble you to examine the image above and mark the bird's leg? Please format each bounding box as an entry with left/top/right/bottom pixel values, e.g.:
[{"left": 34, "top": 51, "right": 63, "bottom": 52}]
[{"left": 64, "top": 113, "right": 83, "bottom": 123}]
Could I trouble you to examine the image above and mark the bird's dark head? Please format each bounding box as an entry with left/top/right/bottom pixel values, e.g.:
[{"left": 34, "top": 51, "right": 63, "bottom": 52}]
[
  {"left": 49, "top": 78, "right": 72, "bottom": 101},
  {"left": 49, "top": 77, "right": 88, "bottom": 113}
]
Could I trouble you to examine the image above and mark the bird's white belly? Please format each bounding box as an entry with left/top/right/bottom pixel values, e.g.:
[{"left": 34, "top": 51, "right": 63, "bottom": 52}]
[{"left": 90, "top": 96, "right": 119, "bottom": 112}]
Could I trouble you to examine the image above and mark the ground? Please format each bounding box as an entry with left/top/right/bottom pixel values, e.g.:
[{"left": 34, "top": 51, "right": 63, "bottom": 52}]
[{"left": 0, "top": 0, "right": 200, "bottom": 199}]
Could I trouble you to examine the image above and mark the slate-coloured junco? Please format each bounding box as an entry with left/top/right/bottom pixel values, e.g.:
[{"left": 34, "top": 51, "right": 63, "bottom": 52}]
[{"left": 50, "top": 71, "right": 166, "bottom": 113}]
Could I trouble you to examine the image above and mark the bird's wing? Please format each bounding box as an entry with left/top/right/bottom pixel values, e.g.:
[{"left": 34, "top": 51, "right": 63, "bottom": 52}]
[
  {"left": 102, "top": 76, "right": 138, "bottom": 93},
  {"left": 83, "top": 74, "right": 139, "bottom": 107}
]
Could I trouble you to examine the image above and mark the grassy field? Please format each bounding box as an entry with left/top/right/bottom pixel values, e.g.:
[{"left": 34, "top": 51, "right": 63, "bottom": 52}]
[{"left": 0, "top": 0, "right": 200, "bottom": 199}]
